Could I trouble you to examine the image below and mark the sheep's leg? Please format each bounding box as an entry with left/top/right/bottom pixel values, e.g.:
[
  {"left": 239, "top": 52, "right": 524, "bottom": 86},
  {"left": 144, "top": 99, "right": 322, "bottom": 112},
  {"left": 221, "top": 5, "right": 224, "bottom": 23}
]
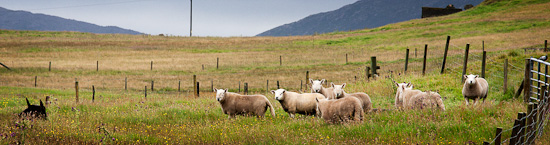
[
  {"left": 464, "top": 97, "right": 470, "bottom": 105},
  {"left": 288, "top": 113, "right": 295, "bottom": 118}
]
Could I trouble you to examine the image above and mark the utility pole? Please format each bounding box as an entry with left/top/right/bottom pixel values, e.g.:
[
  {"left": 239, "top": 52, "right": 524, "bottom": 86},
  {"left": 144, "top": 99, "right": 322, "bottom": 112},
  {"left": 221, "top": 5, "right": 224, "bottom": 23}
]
[{"left": 190, "top": 0, "right": 193, "bottom": 37}]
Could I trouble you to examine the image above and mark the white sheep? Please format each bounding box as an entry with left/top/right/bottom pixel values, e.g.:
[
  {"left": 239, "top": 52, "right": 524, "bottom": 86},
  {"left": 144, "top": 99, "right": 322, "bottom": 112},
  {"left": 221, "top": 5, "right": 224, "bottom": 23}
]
[
  {"left": 214, "top": 88, "right": 276, "bottom": 118},
  {"left": 332, "top": 83, "right": 373, "bottom": 113},
  {"left": 462, "top": 74, "right": 489, "bottom": 105},
  {"left": 271, "top": 89, "right": 325, "bottom": 118},
  {"left": 394, "top": 81, "right": 413, "bottom": 109},
  {"left": 315, "top": 97, "right": 363, "bottom": 123},
  {"left": 406, "top": 91, "right": 446, "bottom": 111},
  {"left": 310, "top": 79, "right": 335, "bottom": 99}
]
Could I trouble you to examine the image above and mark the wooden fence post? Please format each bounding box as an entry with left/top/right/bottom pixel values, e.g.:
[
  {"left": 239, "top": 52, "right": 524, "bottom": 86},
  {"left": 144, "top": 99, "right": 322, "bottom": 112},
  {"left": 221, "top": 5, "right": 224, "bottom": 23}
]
[
  {"left": 244, "top": 83, "right": 248, "bottom": 95},
  {"left": 366, "top": 66, "right": 371, "bottom": 79},
  {"left": 239, "top": 81, "right": 241, "bottom": 92},
  {"left": 371, "top": 57, "right": 378, "bottom": 77},
  {"left": 49, "top": 61, "right": 51, "bottom": 71},
  {"left": 441, "top": 36, "right": 450, "bottom": 74},
  {"left": 526, "top": 103, "right": 535, "bottom": 144},
  {"left": 545, "top": 40, "right": 547, "bottom": 52},
  {"left": 125, "top": 77, "right": 127, "bottom": 90},
  {"left": 211, "top": 80, "right": 214, "bottom": 92},
  {"left": 306, "top": 71, "right": 309, "bottom": 90},
  {"left": 202, "top": 64, "right": 204, "bottom": 70},
  {"left": 96, "top": 61, "right": 99, "bottom": 71},
  {"left": 151, "top": 61, "right": 153, "bottom": 70},
  {"left": 92, "top": 85, "right": 95, "bottom": 102},
  {"left": 422, "top": 45, "right": 428, "bottom": 75},
  {"left": 405, "top": 49, "right": 409, "bottom": 73},
  {"left": 509, "top": 119, "right": 521, "bottom": 145},
  {"left": 277, "top": 81, "right": 280, "bottom": 89},
  {"left": 504, "top": 59, "right": 508, "bottom": 94},
  {"left": 145, "top": 86, "right": 147, "bottom": 99},
  {"left": 280, "top": 55, "right": 282, "bottom": 66},
  {"left": 495, "top": 127, "right": 502, "bottom": 145},
  {"left": 519, "top": 112, "right": 527, "bottom": 144},
  {"left": 461, "top": 44, "right": 470, "bottom": 83},
  {"left": 481, "top": 51, "right": 486, "bottom": 78},
  {"left": 196, "top": 82, "right": 200, "bottom": 97},
  {"left": 75, "top": 81, "right": 79, "bottom": 103},
  {"left": 524, "top": 59, "right": 532, "bottom": 103},
  {"left": 266, "top": 80, "right": 269, "bottom": 94},
  {"left": 217, "top": 57, "right": 219, "bottom": 69},
  {"left": 151, "top": 81, "right": 154, "bottom": 91},
  {"left": 34, "top": 76, "right": 37, "bottom": 87},
  {"left": 178, "top": 80, "right": 181, "bottom": 92}
]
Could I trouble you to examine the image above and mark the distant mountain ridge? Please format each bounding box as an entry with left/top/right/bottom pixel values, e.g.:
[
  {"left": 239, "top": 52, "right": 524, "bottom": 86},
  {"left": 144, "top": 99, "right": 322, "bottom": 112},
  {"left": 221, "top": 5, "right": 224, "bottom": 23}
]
[
  {"left": 0, "top": 7, "right": 142, "bottom": 35},
  {"left": 257, "top": 0, "right": 483, "bottom": 36}
]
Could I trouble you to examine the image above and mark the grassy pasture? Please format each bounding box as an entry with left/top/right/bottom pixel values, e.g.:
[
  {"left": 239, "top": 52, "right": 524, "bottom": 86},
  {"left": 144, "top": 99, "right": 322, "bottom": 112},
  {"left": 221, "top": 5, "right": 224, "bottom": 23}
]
[{"left": 2, "top": 0, "right": 550, "bottom": 144}]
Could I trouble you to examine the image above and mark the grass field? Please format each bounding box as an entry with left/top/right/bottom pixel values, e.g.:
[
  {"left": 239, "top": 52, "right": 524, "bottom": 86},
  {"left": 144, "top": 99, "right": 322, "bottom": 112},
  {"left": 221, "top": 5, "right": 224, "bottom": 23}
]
[{"left": 2, "top": 0, "right": 550, "bottom": 144}]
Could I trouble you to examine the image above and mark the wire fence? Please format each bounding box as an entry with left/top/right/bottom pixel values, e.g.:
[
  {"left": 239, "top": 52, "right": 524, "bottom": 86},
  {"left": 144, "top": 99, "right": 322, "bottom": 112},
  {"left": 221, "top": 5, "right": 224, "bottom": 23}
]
[{"left": 483, "top": 57, "right": 550, "bottom": 145}]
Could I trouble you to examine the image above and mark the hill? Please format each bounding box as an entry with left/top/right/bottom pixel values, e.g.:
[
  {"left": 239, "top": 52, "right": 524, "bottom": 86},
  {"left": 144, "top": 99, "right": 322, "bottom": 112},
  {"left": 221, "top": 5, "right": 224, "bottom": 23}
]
[
  {"left": 0, "top": 7, "right": 142, "bottom": 35},
  {"left": 257, "top": 0, "right": 483, "bottom": 36}
]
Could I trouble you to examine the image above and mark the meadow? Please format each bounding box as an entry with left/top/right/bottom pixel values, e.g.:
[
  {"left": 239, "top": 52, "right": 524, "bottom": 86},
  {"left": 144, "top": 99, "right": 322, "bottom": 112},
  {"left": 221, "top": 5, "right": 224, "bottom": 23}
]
[{"left": 2, "top": 0, "right": 550, "bottom": 144}]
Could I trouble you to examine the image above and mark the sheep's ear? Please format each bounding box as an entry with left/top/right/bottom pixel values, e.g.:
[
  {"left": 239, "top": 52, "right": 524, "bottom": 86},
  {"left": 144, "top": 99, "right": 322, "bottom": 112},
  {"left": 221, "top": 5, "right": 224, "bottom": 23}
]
[
  {"left": 463, "top": 75, "right": 468, "bottom": 79},
  {"left": 26, "top": 98, "right": 31, "bottom": 106},
  {"left": 309, "top": 79, "right": 314, "bottom": 84},
  {"left": 282, "top": 90, "right": 286, "bottom": 94},
  {"left": 213, "top": 88, "right": 218, "bottom": 92},
  {"left": 270, "top": 90, "right": 275, "bottom": 94},
  {"left": 224, "top": 89, "right": 228, "bottom": 93},
  {"left": 315, "top": 98, "right": 319, "bottom": 103},
  {"left": 406, "top": 82, "right": 411, "bottom": 87},
  {"left": 331, "top": 82, "right": 335, "bottom": 88},
  {"left": 342, "top": 83, "right": 346, "bottom": 88},
  {"left": 395, "top": 82, "right": 399, "bottom": 87},
  {"left": 40, "top": 100, "right": 44, "bottom": 107},
  {"left": 321, "top": 79, "right": 325, "bottom": 84},
  {"left": 475, "top": 75, "right": 478, "bottom": 78}
]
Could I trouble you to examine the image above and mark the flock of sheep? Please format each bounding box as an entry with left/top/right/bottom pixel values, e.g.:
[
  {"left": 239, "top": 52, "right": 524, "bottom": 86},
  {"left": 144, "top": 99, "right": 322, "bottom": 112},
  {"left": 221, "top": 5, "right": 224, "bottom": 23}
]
[
  {"left": 17, "top": 73, "right": 489, "bottom": 124},
  {"left": 214, "top": 74, "right": 489, "bottom": 124}
]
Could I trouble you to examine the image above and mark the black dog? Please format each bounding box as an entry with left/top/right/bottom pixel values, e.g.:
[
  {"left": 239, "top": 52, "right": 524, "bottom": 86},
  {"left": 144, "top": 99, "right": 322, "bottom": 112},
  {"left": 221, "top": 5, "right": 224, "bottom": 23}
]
[{"left": 19, "top": 98, "right": 47, "bottom": 120}]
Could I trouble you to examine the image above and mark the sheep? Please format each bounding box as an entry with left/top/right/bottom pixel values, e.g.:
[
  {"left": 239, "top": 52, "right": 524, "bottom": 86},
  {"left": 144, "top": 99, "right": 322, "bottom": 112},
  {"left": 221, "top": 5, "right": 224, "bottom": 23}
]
[
  {"left": 394, "top": 81, "right": 413, "bottom": 109},
  {"left": 332, "top": 83, "right": 373, "bottom": 113},
  {"left": 315, "top": 97, "right": 363, "bottom": 124},
  {"left": 406, "top": 91, "right": 446, "bottom": 111},
  {"left": 462, "top": 74, "right": 489, "bottom": 105},
  {"left": 399, "top": 85, "right": 424, "bottom": 109},
  {"left": 19, "top": 98, "right": 47, "bottom": 120},
  {"left": 214, "top": 88, "right": 276, "bottom": 118},
  {"left": 271, "top": 89, "right": 325, "bottom": 118},
  {"left": 310, "top": 79, "right": 335, "bottom": 99}
]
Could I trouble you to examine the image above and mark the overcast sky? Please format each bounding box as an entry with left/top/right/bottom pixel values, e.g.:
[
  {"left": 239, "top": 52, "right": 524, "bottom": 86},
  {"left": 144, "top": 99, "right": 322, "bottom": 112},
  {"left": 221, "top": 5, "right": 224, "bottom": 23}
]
[{"left": 0, "top": 0, "right": 357, "bottom": 36}]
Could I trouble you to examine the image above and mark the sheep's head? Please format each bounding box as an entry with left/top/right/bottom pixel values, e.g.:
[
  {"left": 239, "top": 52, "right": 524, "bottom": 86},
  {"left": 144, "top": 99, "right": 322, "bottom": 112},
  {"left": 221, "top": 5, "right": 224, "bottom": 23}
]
[
  {"left": 395, "top": 82, "right": 413, "bottom": 92},
  {"left": 315, "top": 98, "right": 327, "bottom": 117},
  {"left": 310, "top": 79, "right": 325, "bottom": 93},
  {"left": 429, "top": 92, "right": 446, "bottom": 111},
  {"left": 332, "top": 83, "right": 346, "bottom": 98},
  {"left": 214, "top": 88, "right": 228, "bottom": 102},
  {"left": 464, "top": 74, "right": 478, "bottom": 85},
  {"left": 271, "top": 89, "right": 286, "bottom": 100}
]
